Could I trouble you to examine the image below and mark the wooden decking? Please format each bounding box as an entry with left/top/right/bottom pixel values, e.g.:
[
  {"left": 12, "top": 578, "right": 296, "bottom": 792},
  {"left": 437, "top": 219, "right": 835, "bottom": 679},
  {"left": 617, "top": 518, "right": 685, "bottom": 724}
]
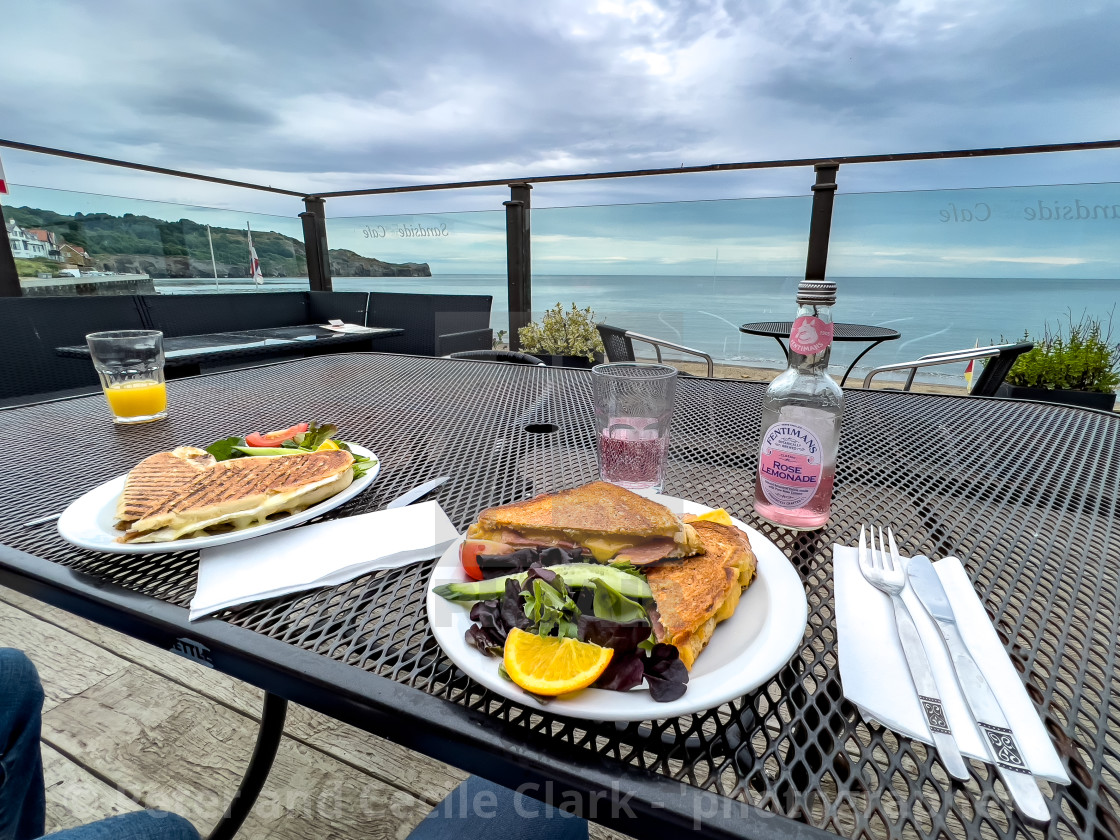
[{"left": 1, "top": 585, "right": 627, "bottom": 839}]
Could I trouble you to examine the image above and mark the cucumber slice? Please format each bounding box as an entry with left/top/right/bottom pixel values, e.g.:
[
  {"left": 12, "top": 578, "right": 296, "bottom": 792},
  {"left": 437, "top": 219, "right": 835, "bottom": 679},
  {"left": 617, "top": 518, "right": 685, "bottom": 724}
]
[
  {"left": 434, "top": 562, "right": 651, "bottom": 603},
  {"left": 232, "top": 446, "right": 306, "bottom": 457}
]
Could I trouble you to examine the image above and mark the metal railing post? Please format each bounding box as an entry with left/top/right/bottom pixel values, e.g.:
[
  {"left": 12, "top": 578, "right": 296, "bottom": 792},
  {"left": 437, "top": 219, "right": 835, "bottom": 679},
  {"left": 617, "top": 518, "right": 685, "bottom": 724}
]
[
  {"left": 0, "top": 212, "right": 21, "bottom": 297},
  {"left": 300, "top": 197, "right": 332, "bottom": 292},
  {"left": 504, "top": 183, "right": 532, "bottom": 350},
  {"left": 805, "top": 162, "right": 839, "bottom": 281}
]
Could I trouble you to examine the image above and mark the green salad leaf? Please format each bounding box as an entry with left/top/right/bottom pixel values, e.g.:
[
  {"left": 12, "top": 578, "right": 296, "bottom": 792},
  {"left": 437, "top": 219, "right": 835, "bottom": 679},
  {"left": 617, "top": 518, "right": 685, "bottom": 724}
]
[
  {"left": 588, "top": 579, "right": 648, "bottom": 624},
  {"left": 522, "top": 576, "right": 580, "bottom": 639},
  {"left": 203, "top": 423, "right": 373, "bottom": 480},
  {"left": 205, "top": 436, "right": 245, "bottom": 461}
]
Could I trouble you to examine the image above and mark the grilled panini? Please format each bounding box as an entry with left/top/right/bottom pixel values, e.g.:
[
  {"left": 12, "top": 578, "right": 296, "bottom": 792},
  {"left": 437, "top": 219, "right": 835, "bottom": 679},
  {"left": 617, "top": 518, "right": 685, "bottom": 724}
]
[
  {"left": 115, "top": 446, "right": 216, "bottom": 526},
  {"left": 120, "top": 449, "right": 354, "bottom": 543},
  {"left": 466, "top": 481, "right": 704, "bottom": 564},
  {"left": 645, "top": 518, "right": 757, "bottom": 669}
]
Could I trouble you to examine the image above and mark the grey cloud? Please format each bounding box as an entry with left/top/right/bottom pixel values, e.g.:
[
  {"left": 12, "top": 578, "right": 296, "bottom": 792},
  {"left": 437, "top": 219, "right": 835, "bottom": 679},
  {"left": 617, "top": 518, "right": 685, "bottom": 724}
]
[{"left": 1, "top": 0, "right": 1117, "bottom": 210}]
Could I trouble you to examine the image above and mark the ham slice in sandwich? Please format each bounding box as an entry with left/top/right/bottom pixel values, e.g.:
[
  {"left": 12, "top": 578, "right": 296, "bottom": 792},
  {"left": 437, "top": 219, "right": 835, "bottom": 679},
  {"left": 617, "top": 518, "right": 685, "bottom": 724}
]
[{"left": 464, "top": 481, "right": 704, "bottom": 565}]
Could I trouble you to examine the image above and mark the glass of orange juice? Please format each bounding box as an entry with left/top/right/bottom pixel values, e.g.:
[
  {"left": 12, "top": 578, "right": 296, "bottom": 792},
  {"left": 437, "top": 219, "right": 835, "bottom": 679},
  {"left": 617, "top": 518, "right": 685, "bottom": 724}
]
[{"left": 86, "top": 330, "right": 168, "bottom": 424}]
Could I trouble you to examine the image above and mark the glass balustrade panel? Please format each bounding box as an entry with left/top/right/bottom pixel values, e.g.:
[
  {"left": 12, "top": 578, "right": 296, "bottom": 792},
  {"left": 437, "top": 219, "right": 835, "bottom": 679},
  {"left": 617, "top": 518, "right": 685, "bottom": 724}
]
[
  {"left": 530, "top": 194, "right": 813, "bottom": 374},
  {"left": 3, "top": 185, "right": 306, "bottom": 296},
  {"left": 828, "top": 182, "right": 1120, "bottom": 389}
]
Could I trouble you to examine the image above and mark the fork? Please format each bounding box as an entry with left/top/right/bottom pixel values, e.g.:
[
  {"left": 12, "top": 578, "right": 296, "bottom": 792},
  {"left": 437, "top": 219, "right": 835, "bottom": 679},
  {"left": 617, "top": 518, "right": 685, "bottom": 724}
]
[{"left": 859, "top": 525, "right": 969, "bottom": 780}]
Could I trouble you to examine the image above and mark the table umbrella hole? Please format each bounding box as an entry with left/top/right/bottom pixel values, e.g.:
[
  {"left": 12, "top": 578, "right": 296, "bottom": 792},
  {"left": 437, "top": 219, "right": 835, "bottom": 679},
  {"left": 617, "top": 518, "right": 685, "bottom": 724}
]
[{"left": 524, "top": 423, "right": 560, "bottom": 434}]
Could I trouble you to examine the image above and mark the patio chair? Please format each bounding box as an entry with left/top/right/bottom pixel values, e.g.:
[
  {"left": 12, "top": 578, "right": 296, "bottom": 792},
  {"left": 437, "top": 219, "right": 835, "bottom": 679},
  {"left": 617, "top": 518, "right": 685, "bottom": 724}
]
[
  {"left": 596, "top": 324, "right": 714, "bottom": 377},
  {"left": 0, "top": 295, "right": 147, "bottom": 405},
  {"left": 447, "top": 349, "right": 545, "bottom": 365},
  {"left": 861, "top": 342, "right": 1034, "bottom": 396},
  {"left": 436, "top": 328, "right": 493, "bottom": 355}
]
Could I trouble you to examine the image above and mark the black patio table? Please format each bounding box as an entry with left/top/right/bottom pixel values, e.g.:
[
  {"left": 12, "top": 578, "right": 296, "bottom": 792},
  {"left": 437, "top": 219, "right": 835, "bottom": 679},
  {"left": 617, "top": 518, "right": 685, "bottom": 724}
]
[
  {"left": 0, "top": 352, "right": 1116, "bottom": 840},
  {"left": 739, "top": 321, "right": 901, "bottom": 385},
  {"left": 56, "top": 324, "right": 403, "bottom": 376}
]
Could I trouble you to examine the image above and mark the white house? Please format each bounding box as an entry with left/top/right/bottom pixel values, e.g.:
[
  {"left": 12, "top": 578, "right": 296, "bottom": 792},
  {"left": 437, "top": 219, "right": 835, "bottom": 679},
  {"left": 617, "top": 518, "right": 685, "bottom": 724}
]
[{"left": 5, "top": 221, "right": 49, "bottom": 259}]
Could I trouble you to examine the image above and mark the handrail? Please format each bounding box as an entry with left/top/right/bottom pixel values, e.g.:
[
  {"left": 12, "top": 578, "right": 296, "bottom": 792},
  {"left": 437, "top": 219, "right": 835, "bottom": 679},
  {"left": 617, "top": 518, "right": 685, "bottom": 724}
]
[
  {"left": 0, "top": 139, "right": 308, "bottom": 198},
  {"left": 861, "top": 345, "right": 1011, "bottom": 390},
  {"left": 314, "top": 139, "right": 1120, "bottom": 198},
  {"left": 626, "top": 330, "right": 715, "bottom": 377},
  {"left": 3, "top": 137, "right": 1119, "bottom": 200}
]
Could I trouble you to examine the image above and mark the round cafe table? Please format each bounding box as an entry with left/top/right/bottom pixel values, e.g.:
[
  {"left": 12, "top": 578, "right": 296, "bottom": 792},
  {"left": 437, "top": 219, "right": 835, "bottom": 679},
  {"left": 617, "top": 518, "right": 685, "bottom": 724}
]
[{"left": 739, "top": 321, "right": 901, "bottom": 385}]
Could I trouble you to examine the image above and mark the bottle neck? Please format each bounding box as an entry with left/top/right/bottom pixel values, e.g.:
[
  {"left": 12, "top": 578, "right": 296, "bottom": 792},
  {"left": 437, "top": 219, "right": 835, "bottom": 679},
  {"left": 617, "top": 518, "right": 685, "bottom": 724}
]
[{"left": 787, "top": 302, "right": 834, "bottom": 373}]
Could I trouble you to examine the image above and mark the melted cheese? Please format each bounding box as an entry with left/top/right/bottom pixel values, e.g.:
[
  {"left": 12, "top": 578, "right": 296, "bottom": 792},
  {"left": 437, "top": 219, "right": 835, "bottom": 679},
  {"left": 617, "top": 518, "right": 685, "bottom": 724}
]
[{"left": 582, "top": 536, "right": 637, "bottom": 561}]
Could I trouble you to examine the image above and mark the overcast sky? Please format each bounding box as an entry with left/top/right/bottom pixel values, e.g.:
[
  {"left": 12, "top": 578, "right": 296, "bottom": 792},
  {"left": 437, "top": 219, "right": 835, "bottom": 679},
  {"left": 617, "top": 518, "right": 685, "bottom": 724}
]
[{"left": 2, "top": 0, "right": 1119, "bottom": 220}]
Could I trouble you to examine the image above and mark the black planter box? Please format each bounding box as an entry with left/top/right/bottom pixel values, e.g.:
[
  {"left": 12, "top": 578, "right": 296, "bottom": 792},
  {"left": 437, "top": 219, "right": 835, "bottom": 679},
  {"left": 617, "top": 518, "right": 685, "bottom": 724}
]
[{"left": 996, "top": 383, "right": 1117, "bottom": 411}]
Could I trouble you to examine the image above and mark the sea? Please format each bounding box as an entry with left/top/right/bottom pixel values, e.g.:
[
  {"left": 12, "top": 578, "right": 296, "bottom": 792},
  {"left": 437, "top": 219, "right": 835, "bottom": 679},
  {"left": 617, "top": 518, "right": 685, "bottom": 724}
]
[{"left": 155, "top": 274, "right": 1120, "bottom": 386}]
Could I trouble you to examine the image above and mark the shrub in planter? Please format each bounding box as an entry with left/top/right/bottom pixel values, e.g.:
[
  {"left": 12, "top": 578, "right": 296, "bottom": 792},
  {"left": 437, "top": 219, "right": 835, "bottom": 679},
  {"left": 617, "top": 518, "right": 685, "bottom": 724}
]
[
  {"left": 998, "top": 312, "right": 1120, "bottom": 409},
  {"left": 518, "top": 302, "right": 606, "bottom": 366}
]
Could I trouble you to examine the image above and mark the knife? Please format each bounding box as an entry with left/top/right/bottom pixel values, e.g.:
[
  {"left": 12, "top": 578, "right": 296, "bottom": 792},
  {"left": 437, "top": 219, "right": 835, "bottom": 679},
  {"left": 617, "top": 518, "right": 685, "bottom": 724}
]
[
  {"left": 907, "top": 556, "right": 1050, "bottom": 822},
  {"left": 385, "top": 476, "right": 450, "bottom": 509}
]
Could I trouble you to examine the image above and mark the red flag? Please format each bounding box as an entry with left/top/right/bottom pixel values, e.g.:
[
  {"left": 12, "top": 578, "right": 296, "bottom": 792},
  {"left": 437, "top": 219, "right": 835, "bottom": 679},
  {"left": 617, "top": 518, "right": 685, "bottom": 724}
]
[{"left": 0, "top": 153, "right": 8, "bottom": 195}]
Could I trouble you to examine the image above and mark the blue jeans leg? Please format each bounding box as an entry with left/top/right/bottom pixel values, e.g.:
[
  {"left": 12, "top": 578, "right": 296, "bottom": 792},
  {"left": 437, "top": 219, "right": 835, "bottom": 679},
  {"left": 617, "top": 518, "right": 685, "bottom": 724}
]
[
  {"left": 408, "top": 775, "right": 588, "bottom": 840},
  {"left": 0, "top": 649, "right": 45, "bottom": 840},
  {"left": 44, "top": 811, "right": 199, "bottom": 840}
]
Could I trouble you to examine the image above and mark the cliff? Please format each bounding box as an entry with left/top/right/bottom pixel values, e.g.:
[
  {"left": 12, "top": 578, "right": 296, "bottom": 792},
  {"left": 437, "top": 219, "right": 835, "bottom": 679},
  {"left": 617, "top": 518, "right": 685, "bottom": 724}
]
[
  {"left": 94, "top": 251, "right": 431, "bottom": 279},
  {"left": 2, "top": 205, "right": 432, "bottom": 279}
]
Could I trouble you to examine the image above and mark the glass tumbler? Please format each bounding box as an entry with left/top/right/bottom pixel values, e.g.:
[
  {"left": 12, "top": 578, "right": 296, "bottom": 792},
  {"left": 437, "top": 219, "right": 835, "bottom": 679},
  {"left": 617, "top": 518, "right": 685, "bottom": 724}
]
[
  {"left": 592, "top": 363, "right": 678, "bottom": 492},
  {"left": 85, "top": 330, "right": 168, "bottom": 424}
]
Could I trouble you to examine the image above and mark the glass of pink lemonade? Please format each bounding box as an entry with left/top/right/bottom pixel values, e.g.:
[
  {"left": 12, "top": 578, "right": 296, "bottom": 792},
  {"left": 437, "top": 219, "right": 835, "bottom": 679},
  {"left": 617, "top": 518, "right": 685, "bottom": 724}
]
[
  {"left": 86, "top": 330, "right": 168, "bottom": 424},
  {"left": 592, "top": 363, "right": 677, "bottom": 492}
]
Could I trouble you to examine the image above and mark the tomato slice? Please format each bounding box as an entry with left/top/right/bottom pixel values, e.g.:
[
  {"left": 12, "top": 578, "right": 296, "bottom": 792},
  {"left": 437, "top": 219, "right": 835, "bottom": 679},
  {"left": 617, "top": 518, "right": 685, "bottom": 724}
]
[
  {"left": 459, "top": 539, "right": 513, "bottom": 581},
  {"left": 245, "top": 422, "right": 310, "bottom": 448}
]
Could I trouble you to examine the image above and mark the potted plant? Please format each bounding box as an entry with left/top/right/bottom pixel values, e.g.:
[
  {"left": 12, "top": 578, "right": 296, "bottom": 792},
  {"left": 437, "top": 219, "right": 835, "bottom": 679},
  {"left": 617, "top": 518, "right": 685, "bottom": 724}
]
[
  {"left": 996, "top": 311, "right": 1120, "bottom": 411},
  {"left": 518, "top": 302, "right": 606, "bottom": 368}
]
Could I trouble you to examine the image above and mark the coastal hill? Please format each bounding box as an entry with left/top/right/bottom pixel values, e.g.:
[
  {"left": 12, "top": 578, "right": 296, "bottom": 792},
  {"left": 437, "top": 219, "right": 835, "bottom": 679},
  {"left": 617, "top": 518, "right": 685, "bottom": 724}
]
[{"left": 2, "top": 206, "right": 431, "bottom": 278}]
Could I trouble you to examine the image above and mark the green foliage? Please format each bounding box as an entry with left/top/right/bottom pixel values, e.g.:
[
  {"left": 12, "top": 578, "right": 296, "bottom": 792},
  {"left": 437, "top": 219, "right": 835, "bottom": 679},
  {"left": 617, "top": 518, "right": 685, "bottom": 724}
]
[
  {"left": 3, "top": 205, "right": 304, "bottom": 275},
  {"left": 1003, "top": 311, "right": 1120, "bottom": 393},
  {"left": 518, "top": 302, "right": 606, "bottom": 362},
  {"left": 13, "top": 257, "right": 58, "bottom": 278}
]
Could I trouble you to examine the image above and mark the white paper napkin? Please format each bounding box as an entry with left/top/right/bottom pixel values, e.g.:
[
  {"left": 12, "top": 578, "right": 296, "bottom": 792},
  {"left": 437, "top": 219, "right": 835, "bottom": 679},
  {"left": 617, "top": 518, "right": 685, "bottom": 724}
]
[
  {"left": 189, "top": 501, "right": 459, "bottom": 621},
  {"left": 834, "top": 546, "right": 1069, "bottom": 783}
]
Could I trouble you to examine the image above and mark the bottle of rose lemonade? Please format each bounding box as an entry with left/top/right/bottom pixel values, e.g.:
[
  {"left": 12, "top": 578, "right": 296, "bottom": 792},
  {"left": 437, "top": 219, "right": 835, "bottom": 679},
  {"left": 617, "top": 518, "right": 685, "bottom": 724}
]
[{"left": 753, "top": 280, "right": 843, "bottom": 530}]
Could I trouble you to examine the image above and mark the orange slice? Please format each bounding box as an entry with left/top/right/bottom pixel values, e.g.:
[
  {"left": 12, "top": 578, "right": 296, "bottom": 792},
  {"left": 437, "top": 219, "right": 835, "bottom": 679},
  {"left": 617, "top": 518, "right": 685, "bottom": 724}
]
[
  {"left": 316, "top": 439, "right": 341, "bottom": 451},
  {"left": 503, "top": 628, "right": 614, "bottom": 696}
]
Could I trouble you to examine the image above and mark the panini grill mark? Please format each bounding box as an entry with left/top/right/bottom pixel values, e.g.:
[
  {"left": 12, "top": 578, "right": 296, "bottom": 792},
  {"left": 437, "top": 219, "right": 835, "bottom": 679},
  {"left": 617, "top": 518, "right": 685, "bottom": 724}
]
[
  {"left": 131, "top": 451, "right": 353, "bottom": 524},
  {"left": 118, "top": 453, "right": 214, "bottom": 522}
]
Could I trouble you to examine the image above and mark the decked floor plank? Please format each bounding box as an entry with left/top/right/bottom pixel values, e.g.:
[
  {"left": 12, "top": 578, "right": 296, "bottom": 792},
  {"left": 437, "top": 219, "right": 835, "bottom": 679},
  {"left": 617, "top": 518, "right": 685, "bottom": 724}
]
[
  {"left": 0, "top": 599, "right": 126, "bottom": 711},
  {"left": 43, "top": 665, "right": 431, "bottom": 839},
  {"left": 42, "top": 742, "right": 140, "bottom": 834},
  {"left": 0, "top": 585, "right": 467, "bottom": 804},
  {"left": 3, "top": 586, "right": 636, "bottom": 839}
]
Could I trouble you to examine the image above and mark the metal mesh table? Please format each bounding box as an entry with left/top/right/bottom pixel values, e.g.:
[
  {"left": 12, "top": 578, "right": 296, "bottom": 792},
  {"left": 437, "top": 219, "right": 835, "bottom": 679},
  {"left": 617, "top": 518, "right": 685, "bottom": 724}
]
[
  {"left": 739, "top": 321, "right": 901, "bottom": 385},
  {"left": 1, "top": 353, "right": 1117, "bottom": 840}
]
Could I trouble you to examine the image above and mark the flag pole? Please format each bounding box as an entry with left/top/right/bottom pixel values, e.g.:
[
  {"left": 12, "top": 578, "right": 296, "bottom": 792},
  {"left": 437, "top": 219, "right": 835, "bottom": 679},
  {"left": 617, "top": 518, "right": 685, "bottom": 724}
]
[
  {"left": 247, "top": 222, "right": 263, "bottom": 291},
  {"left": 206, "top": 225, "right": 219, "bottom": 292}
]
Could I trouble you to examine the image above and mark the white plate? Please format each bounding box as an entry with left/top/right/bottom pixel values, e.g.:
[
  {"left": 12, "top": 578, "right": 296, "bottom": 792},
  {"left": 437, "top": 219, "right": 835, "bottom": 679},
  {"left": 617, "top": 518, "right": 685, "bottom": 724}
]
[
  {"left": 425, "top": 495, "right": 808, "bottom": 721},
  {"left": 57, "top": 444, "right": 380, "bottom": 555}
]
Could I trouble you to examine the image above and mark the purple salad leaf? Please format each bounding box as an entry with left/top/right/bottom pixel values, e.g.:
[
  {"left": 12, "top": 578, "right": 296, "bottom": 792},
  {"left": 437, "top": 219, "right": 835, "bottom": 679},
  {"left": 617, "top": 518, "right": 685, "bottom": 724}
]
[
  {"left": 644, "top": 643, "right": 689, "bottom": 702},
  {"left": 500, "top": 577, "right": 532, "bottom": 632},
  {"left": 594, "top": 650, "right": 647, "bottom": 692},
  {"left": 576, "top": 616, "right": 651, "bottom": 651},
  {"left": 464, "top": 599, "right": 507, "bottom": 656}
]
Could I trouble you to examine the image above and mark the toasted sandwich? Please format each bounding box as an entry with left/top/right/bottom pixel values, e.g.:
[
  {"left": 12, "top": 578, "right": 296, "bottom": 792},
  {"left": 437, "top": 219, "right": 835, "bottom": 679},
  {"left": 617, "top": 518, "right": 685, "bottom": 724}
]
[
  {"left": 116, "top": 446, "right": 216, "bottom": 527},
  {"left": 120, "top": 449, "right": 354, "bottom": 543},
  {"left": 644, "top": 518, "right": 757, "bottom": 669},
  {"left": 465, "top": 481, "right": 704, "bottom": 564}
]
